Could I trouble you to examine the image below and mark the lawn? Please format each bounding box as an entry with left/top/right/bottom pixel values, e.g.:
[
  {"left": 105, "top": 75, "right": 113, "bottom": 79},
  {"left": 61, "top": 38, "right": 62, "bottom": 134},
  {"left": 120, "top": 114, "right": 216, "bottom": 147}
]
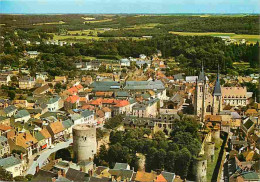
[
  {"left": 170, "top": 31, "right": 260, "bottom": 44},
  {"left": 207, "top": 139, "right": 223, "bottom": 182}
]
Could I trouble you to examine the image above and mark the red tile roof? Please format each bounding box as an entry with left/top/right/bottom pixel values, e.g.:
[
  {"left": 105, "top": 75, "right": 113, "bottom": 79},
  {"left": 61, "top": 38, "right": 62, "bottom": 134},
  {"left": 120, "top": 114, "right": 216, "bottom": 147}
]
[
  {"left": 0, "top": 124, "right": 12, "bottom": 131},
  {"left": 114, "top": 100, "right": 130, "bottom": 107},
  {"left": 66, "top": 95, "right": 80, "bottom": 103}
]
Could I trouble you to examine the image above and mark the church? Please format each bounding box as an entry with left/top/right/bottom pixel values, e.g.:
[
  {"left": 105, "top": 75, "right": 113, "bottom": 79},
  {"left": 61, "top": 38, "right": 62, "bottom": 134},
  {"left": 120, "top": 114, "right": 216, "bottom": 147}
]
[{"left": 194, "top": 66, "right": 222, "bottom": 122}]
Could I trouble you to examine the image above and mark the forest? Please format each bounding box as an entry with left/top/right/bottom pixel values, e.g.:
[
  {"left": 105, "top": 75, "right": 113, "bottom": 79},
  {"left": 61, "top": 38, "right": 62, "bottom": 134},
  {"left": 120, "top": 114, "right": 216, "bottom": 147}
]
[{"left": 0, "top": 14, "right": 259, "bottom": 35}]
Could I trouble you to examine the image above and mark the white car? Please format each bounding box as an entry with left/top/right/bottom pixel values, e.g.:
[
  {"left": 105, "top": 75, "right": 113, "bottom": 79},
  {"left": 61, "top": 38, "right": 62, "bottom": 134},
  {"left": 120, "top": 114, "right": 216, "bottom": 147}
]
[{"left": 49, "top": 145, "right": 55, "bottom": 149}]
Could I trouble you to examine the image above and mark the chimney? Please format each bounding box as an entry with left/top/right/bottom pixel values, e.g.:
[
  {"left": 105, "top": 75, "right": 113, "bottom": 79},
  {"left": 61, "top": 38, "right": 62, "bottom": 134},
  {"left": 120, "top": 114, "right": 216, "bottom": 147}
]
[
  {"left": 36, "top": 165, "right": 40, "bottom": 173},
  {"left": 20, "top": 153, "right": 23, "bottom": 160}
]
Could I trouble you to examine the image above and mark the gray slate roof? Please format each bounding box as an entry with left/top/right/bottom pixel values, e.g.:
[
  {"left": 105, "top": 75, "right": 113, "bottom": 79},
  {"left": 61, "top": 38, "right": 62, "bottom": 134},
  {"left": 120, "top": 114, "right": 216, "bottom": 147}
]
[
  {"left": 0, "top": 156, "right": 21, "bottom": 168},
  {"left": 14, "top": 110, "right": 30, "bottom": 119},
  {"left": 0, "top": 136, "right": 7, "bottom": 143},
  {"left": 3, "top": 105, "right": 16, "bottom": 114},
  {"left": 124, "top": 80, "right": 165, "bottom": 90},
  {"left": 81, "top": 110, "right": 94, "bottom": 118}
]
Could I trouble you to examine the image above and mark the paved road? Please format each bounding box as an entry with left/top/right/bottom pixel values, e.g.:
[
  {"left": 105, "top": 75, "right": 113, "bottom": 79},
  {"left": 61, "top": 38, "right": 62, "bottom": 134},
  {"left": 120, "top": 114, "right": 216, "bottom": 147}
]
[{"left": 26, "top": 139, "right": 73, "bottom": 175}]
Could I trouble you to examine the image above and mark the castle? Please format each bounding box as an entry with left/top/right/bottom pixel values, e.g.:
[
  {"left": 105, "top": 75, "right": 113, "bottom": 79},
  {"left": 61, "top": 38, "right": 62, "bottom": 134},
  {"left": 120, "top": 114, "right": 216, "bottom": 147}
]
[{"left": 194, "top": 65, "right": 222, "bottom": 122}]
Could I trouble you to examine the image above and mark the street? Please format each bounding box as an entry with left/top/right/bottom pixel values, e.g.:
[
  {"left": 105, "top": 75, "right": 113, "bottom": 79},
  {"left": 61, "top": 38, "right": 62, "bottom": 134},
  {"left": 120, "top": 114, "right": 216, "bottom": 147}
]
[{"left": 26, "top": 139, "right": 73, "bottom": 175}]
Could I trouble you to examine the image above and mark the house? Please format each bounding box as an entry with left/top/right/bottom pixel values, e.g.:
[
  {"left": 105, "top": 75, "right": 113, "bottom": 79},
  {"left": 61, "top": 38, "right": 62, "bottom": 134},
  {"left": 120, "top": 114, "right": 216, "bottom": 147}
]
[
  {"left": 0, "top": 116, "right": 11, "bottom": 126},
  {"left": 75, "top": 62, "right": 83, "bottom": 69},
  {"left": 64, "top": 95, "right": 80, "bottom": 110},
  {"left": 27, "top": 51, "right": 39, "bottom": 58},
  {"left": 241, "top": 117, "right": 256, "bottom": 137},
  {"left": 139, "top": 54, "right": 147, "bottom": 59},
  {"left": 0, "top": 136, "right": 10, "bottom": 158},
  {"left": 81, "top": 110, "right": 95, "bottom": 125},
  {"left": 36, "top": 72, "right": 48, "bottom": 83},
  {"left": 34, "top": 131, "right": 48, "bottom": 151},
  {"left": 8, "top": 131, "right": 38, "bottom": 157},
  {"left": 109, "top": 162, "right": 134, "bottom": 181},
  {"left": 155, "top": 171, "right": 175, "bottom": 182},
  {"left": 14, "top": 110, "right": 30, "bottom": 123},
  {"left": 185, "top": 76, "right": 198, "bottom": 83},
  {"left": 54, "top": 76, "right": 67, "bottom": 84},
  {"left": 13, "top": 100, "right": 28, "bottom": 108},
  {"left": 133, "top": 171, "right": 157, "bottom": 182},
  {"left": 132, "top": 98, "right": 159, "bottom": 118},
  {"left": 221, "top": 87, "right": 249, "bottom": 106},
  {"left": 112, "top": 100, "right": 130, "bottom": 116},
  {"left": 40, "top": 128, "right": 52, "bottom": 148},
  {"left": 33, "top": 84, "right": 50, "bottom": 96},
  {"left": 62, "top": 119, "right": 74, "bottom": 138},
  {"left": 0, "top": 74, "right": 11, "bottom": 85},
  {"left": 0, "top": 156, "right": 26, "bottom": 177},
  {"left": 71, "top": 113, "right": 84, "bottom": 125},
  {"left": 102, "top": 107, "right": 111, "bottom": 120},
  {"left": 47, "top": 96, "right": 62, "bottom": 112},
  {"left": 46, "top": 121, "right": 64, "bottom": 143},
  {"left": 0, "top": 124, "right": 12, "bottom": 136},
  {"left": 245, "top": 109, "right": 258, "bottom": 117},
  {"left": 0, "top": 105, "right": 17, "bottom": 117},
  {"left": 19, "top": 76, "right": 35, "bottom": 89},
  {"left": 120, "top": 59, "right": 130, "bottom": 67}
]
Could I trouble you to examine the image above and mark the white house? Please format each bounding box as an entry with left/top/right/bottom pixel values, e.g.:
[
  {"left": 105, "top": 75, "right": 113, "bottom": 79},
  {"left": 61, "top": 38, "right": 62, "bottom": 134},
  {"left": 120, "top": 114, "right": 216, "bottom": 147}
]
[
  {"left": 47, "top": 96, "right": 61, "bottom": 112},
  {"left": 14, "top": 110, "right": 30, "bottom": 123},
  {"left": 0, "top": 156, "right": 26, "bottom": 177},
  {"left": 120, "top": 59, "right": 130, "bottom": 67},
  {"left": 81, "top": 110, "right": 95, "bottom": 124}
]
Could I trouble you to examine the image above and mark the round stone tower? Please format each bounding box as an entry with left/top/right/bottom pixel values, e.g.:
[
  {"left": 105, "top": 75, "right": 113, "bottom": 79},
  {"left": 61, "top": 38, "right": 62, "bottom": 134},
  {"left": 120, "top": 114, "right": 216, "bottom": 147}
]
[
  {"left": 204, "top": 142, "right": 215, "bottom": 162},
  {"left": 73, "top": 124, "right": 97, "bottom": 162},
  {"left": 193, "top": 156, "right": 207, "bottom": 182}
]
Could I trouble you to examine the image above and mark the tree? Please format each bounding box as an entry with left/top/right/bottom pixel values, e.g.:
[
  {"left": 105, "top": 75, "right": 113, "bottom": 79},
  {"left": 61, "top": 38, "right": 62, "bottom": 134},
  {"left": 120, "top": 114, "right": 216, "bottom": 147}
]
[
  {"left": 175, "top": 148, "right": 191, "bottom": 179},
  {"left": 14, "top": 176, "right": 28, "bottom": 181},
  {"left": 8, "top": 90, "right": 16, "bottom": 100},
  {"left": 165, "top": 151, "right": 176, "bottom": 172},
  {"left": 0, "top": 167, "right": 13, "bottom": 181}
]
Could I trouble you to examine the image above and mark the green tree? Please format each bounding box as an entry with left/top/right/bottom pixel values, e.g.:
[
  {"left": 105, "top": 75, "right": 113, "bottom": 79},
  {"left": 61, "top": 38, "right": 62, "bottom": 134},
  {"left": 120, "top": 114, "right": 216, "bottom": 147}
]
[
  {"left": 8, "top": 90, "right": 16, "bottom": 100},
  {"left": 0, "top": 167, "right": 13, "bottom": 181},
  {"left": 175, "top": 148, "right": 191, "bottom": 179}
]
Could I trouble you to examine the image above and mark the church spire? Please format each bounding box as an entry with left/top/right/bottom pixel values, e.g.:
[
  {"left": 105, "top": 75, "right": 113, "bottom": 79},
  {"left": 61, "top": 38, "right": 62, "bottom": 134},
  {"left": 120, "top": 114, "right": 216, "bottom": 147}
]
[{"left": 213, "top": 64, "right": 221, "bottom": 96}]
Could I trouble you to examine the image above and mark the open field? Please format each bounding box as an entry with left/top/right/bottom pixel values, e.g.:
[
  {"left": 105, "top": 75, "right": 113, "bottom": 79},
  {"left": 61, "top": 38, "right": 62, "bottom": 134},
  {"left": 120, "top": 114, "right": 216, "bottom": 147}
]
[
  {"left": 125, "top": 23, "right": 160, "bottom": 29},
  {"left": 51, "top": 33, "right": 148, "bottom": 42},
  {"left": 170, "top": 31, "right": 260, "bottom": 43},
  {"left": 33, "top": 21, "right": 65, "bottom": 25},
  {"left": 84, "top": 18, "right": 113, "bottom": 24}
]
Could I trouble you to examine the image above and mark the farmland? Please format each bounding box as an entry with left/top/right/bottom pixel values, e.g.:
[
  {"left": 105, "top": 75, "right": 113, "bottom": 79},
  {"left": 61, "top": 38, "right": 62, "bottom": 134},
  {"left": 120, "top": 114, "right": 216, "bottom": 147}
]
[{"left": 170, "top": 31, "right": 260, "bottom": 44}]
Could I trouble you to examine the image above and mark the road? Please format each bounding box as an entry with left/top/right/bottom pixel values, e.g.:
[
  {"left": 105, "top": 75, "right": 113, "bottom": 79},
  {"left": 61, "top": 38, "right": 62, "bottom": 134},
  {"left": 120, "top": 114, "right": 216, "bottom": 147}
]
[{"left": 26, "top": 139, "right": 73, "bottom": 175}]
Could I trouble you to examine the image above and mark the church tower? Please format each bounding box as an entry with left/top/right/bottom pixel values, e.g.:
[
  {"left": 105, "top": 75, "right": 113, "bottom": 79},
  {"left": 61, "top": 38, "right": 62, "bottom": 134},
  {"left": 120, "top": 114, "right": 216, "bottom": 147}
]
[
  {"left": 195, "top": 64, "right": 208, "bottom": 122},
  {"left": 212, "top": 66, "right": 222, "bottom": 115}
]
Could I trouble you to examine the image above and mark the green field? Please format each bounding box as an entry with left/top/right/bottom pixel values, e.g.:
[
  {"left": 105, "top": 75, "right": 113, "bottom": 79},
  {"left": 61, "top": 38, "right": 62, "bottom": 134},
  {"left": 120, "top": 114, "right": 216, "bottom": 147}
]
[{"left": 170, "top": 31, "right": 260, "bottom": 44}]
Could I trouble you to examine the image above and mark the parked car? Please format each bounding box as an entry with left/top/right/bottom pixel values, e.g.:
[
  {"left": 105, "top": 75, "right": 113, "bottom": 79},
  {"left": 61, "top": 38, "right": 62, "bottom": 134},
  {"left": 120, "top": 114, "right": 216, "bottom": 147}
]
[
  {"left": 49, "top": 145, "right": 55, "bottom": 149},
  {"left": 34, "top": 155, "right": 40, "bottom": 161}
]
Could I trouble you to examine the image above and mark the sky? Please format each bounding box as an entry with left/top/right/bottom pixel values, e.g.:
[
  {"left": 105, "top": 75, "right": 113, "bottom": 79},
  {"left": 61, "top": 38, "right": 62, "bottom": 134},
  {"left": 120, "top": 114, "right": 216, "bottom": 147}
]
[{"left": 1, "top": 0, "right": 260, "bottom": 14}]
